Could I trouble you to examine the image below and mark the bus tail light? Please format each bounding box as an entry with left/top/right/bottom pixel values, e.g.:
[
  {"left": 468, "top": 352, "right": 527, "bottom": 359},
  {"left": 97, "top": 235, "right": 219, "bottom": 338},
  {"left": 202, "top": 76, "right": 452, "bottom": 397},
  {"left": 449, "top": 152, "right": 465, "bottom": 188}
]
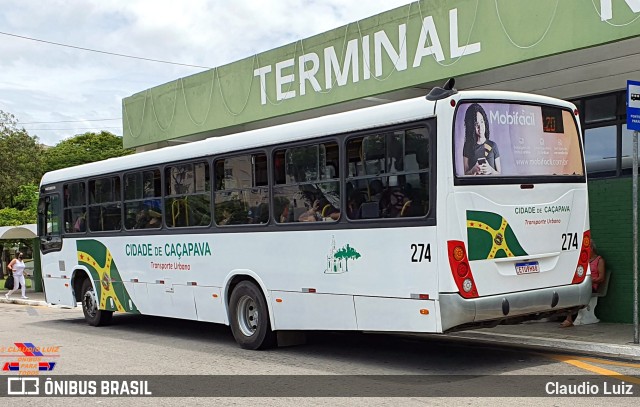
[
  {"left": 447, "top": 240, "right": 478, "bottom": 298},
  {"left": 572, "top": 230, "right": 591, "bottom": 284}
]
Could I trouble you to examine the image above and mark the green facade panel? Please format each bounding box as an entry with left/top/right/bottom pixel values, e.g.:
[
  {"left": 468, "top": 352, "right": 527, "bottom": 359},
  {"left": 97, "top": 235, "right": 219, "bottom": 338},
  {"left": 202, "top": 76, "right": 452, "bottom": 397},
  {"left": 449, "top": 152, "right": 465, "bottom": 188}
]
[
  {"left": 590, "top": 177, "right": 640, "bottom": 324},
  {"left": 123, "top": 0, "right": 640, "bottom": 148}
]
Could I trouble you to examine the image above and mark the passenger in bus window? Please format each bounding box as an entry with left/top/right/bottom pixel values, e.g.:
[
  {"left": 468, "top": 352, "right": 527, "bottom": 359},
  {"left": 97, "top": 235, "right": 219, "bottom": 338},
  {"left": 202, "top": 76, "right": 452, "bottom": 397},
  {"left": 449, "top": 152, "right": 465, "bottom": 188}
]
[
  {"left": 298, "top": 199, "right": 322, "bottom": 222},
  {"left": 73, "top": 212, "right": 86, "bottom": 232},
  {"left": 380, "top": 187, "right": 407, "bottom": 218},
  {"left": 221, "top": 210, "right": 232, "bottom": 225},
  {"left": 321, "top": 203, "right": 340, "bottom": 221},
  {"left": 279, "top": 205, "right": 290, "bottom": 223},
  {"left": 134, "top": 208, "right": 161, "bottom": 229},
  {"left": 134, "top": 209, "right": 150, "bottom": 229},
  {"left": 346, "top": 184, "right": 365, "bottom": 220},
  {"left": 147, "top": 211, "right": 161, "bottom": 228},
  {"left": 250, "top": 202, "right": 269, "bottom": 224},
  {"left": 368, "top": 179, "right": 384, "bottom": 201},
  {"left": 463, "top": 103, "right": 501, "bottom": 175}
]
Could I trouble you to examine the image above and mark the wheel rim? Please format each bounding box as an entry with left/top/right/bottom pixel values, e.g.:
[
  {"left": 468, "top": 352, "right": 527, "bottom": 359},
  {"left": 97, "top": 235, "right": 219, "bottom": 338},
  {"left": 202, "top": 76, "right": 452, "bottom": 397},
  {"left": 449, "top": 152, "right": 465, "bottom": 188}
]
[
  {"left": 236, "top": 295, "right": 258, "bottom": 337},
  {"left": 83, "top": 288, "right": 98, "bottom": 319}
]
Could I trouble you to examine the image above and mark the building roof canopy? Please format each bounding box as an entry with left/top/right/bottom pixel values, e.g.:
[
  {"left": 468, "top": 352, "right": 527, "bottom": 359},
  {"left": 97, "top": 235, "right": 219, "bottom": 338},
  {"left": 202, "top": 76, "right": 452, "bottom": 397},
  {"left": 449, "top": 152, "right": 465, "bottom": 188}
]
[
  {"left": 123, "top": 1, "right": 640, "bottom": 151},
  {"left": 0, "top": 224, "right": 37, "bottom": 240}
]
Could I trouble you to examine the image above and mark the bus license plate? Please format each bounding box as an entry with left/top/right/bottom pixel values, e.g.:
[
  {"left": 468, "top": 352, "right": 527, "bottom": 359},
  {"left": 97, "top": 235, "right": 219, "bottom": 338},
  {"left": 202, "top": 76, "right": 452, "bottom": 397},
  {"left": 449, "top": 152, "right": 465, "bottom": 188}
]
[{"left": 515, "top": 261, "right": 540, "bottom": 275}]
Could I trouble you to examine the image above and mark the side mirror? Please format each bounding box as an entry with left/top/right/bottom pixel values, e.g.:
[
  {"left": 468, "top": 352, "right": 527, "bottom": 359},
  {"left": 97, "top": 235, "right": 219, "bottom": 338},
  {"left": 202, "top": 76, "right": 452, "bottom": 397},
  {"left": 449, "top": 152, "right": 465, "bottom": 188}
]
[{"left": 37, "top": 197, "right": 47, "bottom": 215}]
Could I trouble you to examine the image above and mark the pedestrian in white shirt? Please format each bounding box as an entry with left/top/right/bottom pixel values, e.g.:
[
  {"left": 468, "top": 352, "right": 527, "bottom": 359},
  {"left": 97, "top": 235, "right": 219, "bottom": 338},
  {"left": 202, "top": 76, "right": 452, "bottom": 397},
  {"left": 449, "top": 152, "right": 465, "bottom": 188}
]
[{"left": 5, "top": 252, "right": 28, "bottom": 299}]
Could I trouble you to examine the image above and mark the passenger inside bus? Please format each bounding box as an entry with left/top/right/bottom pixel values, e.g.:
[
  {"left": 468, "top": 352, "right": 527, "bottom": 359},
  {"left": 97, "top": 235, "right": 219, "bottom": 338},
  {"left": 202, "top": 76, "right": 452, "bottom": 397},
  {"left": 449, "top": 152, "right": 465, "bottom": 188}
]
[
  {"left": 134, "top": 208, "right": 161, "bottom": 229},
  {"left": 298, "top": 199, "right": 322, "bottom": 222},
  {"left": 346, "top": 184, "right": 365, "bottom": 220},
  {"left": 73, "top": 212, "right": 86, "bottom": 232},
  {"left": 368, "top": 179, "right": 384, "bottom": 201},
  {"left": 297, "top": 198, "right": 340, "bottom": 222}
]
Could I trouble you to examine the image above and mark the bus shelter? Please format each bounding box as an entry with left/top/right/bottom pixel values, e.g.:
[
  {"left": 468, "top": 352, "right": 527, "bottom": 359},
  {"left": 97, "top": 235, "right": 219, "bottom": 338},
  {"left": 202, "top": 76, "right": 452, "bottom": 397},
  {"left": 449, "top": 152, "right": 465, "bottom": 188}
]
[{"left": 0, "top": 224, "right": 41, "bottom": 292}]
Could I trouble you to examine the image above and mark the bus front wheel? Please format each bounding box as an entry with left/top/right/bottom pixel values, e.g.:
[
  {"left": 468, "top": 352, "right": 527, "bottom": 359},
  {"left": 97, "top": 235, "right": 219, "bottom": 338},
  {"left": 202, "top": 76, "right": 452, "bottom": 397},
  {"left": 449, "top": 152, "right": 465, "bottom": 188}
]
[
  {"left": 81, "top": 279, "right": 113, "bottom": 326},
  {"left": 229, "top": 281, "right": 276, "bottom": 350}
]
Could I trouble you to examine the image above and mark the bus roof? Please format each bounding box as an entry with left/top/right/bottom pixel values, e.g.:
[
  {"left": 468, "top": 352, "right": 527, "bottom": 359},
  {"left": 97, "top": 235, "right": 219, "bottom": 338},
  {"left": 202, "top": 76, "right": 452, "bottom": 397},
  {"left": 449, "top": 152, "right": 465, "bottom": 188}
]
[{"left": 40, "top": 90, "right": 574, "bottom": 186}]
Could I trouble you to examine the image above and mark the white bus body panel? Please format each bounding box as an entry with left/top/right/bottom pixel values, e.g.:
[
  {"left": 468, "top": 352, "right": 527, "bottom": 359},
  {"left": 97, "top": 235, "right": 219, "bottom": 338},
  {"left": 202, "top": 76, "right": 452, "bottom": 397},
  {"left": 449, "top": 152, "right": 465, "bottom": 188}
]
[
  {"left": 193, "top": 286, "right": 226, "bottom": 324},
  {"left": 270, "top": 292, "right": 357, "bottom": 330},
  {"left": 354, "top": 297, "right": 438, "bottom": 332},
  {"left": 46, "top": 226, "right": 438, "bottom": 329},
  {"left": 447, "top": 186, "right": 587, "bottom": 296},
  {"left": 43, "top": 276, "right": 75, "bottom": 307},
  {"left": 41, "top": 255, "right": 76, "bottom": 307}
]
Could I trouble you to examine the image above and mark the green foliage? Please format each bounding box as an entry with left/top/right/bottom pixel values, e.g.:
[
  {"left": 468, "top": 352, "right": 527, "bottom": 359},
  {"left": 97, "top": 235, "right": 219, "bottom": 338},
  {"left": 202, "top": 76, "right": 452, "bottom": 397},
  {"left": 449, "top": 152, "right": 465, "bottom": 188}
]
[
  {"left": 0, "top": 111, "right": 44, "bottom": 209},
  {"left": 0, "top": 111, "right": 135, "bottom": 226},
  {"left": 14, "top": 184, "right": 39, "bottom": 212},
  {"left": 0, "top": 110, "right": 19, "bottom": 134},
  {"left": 0, "top": 184, "right": 38, "bottom": 226},
  {"left": 0, "top": 207, "right": 35, "bottom": 226},
  {"left": 43, "top": 131, "right": 133, "bottom": 173}
]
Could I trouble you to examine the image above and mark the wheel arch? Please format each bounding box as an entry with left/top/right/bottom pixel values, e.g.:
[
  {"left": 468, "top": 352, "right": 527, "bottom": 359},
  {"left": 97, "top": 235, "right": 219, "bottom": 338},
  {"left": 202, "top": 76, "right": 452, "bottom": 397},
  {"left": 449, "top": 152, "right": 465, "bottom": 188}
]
[
  {"left": 71, "top": 267, "right": 93, "bottom": 303},
  {"left": 223, "top": 270, "right": 275, "bottom": 329}
]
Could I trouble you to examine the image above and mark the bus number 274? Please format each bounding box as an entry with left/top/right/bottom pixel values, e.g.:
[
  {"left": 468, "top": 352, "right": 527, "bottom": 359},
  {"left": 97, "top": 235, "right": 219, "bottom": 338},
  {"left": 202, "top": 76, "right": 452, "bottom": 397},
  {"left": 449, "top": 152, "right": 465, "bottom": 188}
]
[
  {"left": 411, "top": 243, "right": 432, "bottom": 262},
  {"left": 561, "top": 233, "right": 578, "bottom": 251}
]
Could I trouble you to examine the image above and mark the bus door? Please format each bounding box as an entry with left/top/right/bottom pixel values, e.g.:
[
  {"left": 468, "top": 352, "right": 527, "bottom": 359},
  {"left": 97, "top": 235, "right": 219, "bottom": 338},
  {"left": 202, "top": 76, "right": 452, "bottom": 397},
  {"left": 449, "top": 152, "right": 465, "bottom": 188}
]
[
  {"left": 449, "top": 101, "right": 587, "bottom": 297},
  {"left": 38, "top": 191, "right": 73, "bottom": 305},
  {"left": 38, "top": 192, "right": 62, "bottom": 253}
]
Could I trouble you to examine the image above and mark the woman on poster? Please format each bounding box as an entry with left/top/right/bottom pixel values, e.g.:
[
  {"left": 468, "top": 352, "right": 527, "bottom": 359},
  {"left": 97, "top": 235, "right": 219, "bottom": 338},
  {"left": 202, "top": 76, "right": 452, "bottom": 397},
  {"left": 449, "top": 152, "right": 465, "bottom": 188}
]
[{"left": 463, "top": 103, "right": 501, "bottom": 175}]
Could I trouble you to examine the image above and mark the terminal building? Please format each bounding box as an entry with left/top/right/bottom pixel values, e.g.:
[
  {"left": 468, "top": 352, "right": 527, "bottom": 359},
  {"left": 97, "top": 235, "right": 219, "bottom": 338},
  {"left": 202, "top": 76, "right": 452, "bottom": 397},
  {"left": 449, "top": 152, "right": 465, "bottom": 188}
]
[{"left": 123, "top": 1, "right": 640, "bottom": 323}]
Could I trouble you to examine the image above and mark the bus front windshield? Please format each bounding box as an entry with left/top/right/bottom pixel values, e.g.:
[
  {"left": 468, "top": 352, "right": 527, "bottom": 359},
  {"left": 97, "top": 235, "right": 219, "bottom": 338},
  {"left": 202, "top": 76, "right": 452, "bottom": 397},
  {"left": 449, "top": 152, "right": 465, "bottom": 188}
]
[{"left": 454, "top": 102, "right": 584, "bottom": 178}]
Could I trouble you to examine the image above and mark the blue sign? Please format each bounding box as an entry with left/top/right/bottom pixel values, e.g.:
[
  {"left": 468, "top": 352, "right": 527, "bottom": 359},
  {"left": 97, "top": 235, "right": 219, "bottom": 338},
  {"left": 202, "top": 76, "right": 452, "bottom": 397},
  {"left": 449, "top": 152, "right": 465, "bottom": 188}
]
[{"left": 627, "top": 80, "right": 640, "bottom": 131}]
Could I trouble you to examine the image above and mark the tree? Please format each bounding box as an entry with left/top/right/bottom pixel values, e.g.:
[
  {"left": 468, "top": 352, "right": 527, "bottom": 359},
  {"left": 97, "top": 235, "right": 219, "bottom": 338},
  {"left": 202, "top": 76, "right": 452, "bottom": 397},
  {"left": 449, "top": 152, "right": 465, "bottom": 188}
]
[
  {"left": 0, "top": 183, "right": 38, "bottom": 224},
  {"left": 334, "top": 244, "right": 361, "bottom": 272},
  {"left": 0, "top": 110, "right": 21, "bottom": 134},
  {"left": 0, "top": 111, "right": 44, "bottom": 209},
  {"left": 0, "top": 207, "right": 36, "bottom": 226},
  {"left": 43, "top": 131, "right": 133, "bottom": 173}
]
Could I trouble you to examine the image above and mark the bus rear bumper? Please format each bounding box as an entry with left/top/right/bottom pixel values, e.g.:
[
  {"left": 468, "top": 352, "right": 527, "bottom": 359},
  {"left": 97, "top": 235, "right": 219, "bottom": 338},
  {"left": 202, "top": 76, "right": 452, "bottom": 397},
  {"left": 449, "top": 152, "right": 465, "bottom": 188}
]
[{"left": 438, "top": 277, "right": 593, "bottom": 333}]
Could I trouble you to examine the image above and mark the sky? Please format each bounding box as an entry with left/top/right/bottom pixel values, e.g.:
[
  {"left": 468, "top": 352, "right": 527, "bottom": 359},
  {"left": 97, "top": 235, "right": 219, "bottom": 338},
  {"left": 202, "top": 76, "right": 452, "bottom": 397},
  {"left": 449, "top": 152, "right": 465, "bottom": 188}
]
[{"left": 0, "top": 0, "right": 413, "bottom": 146}]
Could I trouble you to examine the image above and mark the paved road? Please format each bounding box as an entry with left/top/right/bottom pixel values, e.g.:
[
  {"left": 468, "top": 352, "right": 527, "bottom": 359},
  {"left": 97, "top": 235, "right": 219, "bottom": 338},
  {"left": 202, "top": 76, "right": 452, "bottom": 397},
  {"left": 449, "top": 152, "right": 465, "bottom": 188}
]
[{"left": 1, "top": 303, "right": 638, "bottom": 405}]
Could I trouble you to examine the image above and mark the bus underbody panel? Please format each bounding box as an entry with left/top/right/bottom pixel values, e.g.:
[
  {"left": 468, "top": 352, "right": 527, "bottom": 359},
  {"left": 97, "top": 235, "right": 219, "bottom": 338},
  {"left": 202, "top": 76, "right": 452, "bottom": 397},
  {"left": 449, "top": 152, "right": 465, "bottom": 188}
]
[{"left": 438, "top": 277, "right": 592, "bottom": 333}]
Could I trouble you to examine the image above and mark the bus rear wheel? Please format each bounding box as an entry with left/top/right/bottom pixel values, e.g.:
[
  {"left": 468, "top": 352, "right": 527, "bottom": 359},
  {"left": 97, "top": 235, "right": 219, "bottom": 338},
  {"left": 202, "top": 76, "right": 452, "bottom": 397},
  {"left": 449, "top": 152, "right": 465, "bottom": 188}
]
[
  {"left": 229, "top": 281, "right": 276, "bottom": 350},
  {"left": 81, "top": 279, "right": 113, "bottom": 326}
]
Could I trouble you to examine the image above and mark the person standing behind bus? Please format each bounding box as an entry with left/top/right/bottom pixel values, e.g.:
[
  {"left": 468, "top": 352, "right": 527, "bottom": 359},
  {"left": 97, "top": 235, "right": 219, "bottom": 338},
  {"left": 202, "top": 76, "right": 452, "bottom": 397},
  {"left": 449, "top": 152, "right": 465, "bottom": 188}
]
[
  {"left": 463, "top": 103, "right": 501, "bottom": 175},
  {"left": 5, "top": 252, "right": 27, "bottom": 300},
  {"left": 561, "top": 240, "right": 606, "bottom": 327}
]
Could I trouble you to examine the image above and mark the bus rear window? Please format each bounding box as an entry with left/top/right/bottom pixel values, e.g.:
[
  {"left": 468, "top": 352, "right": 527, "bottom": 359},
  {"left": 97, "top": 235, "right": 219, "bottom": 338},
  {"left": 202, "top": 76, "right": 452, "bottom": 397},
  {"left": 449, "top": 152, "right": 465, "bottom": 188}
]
[{"left": 454, "top": 102, "right": 583, "bottom": 178}]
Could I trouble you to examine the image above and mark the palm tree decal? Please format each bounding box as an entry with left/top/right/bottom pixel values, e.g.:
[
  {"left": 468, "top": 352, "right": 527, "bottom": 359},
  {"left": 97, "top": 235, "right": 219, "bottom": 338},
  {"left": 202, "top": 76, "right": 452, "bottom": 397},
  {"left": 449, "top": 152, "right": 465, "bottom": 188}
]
[
  {"left": 333, "top": 244, "right": 361, "bottom": 272},
  {"left": 325, "top": 237, "right": 361, "bottom": 274}
]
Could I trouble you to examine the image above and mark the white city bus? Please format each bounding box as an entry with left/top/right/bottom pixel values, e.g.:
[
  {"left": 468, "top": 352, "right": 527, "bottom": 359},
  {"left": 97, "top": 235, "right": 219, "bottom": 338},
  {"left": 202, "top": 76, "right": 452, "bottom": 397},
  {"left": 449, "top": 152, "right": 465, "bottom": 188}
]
[{"left": 38, "top": 82, "right": 592, "bottom": 349}]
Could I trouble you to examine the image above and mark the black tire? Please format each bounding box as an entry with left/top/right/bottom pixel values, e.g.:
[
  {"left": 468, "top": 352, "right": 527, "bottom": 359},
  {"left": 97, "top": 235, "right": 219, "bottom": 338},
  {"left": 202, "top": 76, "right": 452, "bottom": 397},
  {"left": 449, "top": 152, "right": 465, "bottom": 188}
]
[
  {"left": 229, "top": 281, "right": 276, "bottom": 350},
  {"left": 81, "top": 279, "right": 113, "bottom": 327}
]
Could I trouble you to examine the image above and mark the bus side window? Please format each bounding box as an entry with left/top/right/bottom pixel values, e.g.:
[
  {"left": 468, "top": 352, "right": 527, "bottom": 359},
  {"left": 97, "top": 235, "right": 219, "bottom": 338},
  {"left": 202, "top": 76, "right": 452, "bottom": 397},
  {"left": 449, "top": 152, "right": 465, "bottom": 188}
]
[
  {"left": 124, "top": 169, "right": 163, "bottom": 231},
  {"left": 88, "top": 176, "right": 122, "bottom": 231},
  {"left": 346, "top": 126, "right": 431, "bottom": 219},
  {"left": 214, "top": 153, "right": 268, "bottom": 226},
  {"left": 165, "top": 162, "right": 210, "bottom": 228},
  {"left": 63, "top": 182, "right": 87, "bottom": 233},
  {"left": 274, "top": 142, "right": 340, "bottom": 224}
]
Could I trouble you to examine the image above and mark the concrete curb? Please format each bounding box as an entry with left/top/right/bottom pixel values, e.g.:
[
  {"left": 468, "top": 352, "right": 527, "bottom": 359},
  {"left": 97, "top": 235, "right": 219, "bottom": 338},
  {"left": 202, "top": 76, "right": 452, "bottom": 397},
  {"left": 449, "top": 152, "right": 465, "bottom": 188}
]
[
  {"left": 4, "top": 296, "right": 639, "bottom": 360},
  {"left": 1, "top": 298, "right": 47, "bottom": 307},
  {"left": 448, "top": 331, "right": 640, "bottom": 360}
]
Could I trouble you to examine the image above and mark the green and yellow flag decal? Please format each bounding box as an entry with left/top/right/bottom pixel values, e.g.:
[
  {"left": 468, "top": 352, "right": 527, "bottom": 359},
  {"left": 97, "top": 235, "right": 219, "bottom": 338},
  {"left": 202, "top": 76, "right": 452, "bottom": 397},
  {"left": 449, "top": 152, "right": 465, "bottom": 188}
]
[
  {"left": 77, "top": 240, "right": 138, "bottom": 313},
  {"left": 466, "top": 211, "right": 527, "bottom": 260}
]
